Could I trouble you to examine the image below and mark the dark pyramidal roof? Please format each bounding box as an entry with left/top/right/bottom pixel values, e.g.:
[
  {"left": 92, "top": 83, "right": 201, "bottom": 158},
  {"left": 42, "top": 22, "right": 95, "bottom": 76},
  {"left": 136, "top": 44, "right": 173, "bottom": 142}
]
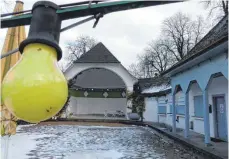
[{"left": 75, "top": 42, "right": 120, "bottom": 63}]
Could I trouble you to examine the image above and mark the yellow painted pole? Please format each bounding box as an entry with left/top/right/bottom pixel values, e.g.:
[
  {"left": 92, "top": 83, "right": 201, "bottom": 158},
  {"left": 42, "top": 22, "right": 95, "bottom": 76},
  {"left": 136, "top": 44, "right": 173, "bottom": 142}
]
[{"left": 1, "top": 1, "right": 26, "bottom": 136}]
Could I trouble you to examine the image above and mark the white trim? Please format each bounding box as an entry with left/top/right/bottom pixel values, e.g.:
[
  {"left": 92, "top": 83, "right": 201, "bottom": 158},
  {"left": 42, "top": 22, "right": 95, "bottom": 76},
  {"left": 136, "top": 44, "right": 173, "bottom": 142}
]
[
  {"left": 194, "top": 117, "right": 204, "bottom": 121},
  {"left": 176, "top": 114, "right": 185, "bottom": 118}
]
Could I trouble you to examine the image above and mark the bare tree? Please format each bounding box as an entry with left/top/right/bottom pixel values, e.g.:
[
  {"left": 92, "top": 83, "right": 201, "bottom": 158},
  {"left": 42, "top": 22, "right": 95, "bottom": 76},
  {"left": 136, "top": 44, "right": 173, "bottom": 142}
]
[
  {"left": 1, "top": 0, "right": 13, "bottom": 13},
  {"left": 128, "top": 63, "right": 146, "bottom": 78},
  {"left": 133, "top": 39, "right": 177, "bottom": 77},
  {"left": 128, "top": 52, "right": 156, "bottom": 78},
  {"left": 129, "top": 51, "right": 161, "bottom": 79},
  {"left": 192, "top": 16, "right": 208, "bottom": 45},
  {"left": 161, "top": 12, "right": 207, "bottom": 61},
  {"left": 138, "top": 54, "right": 154, "bottom": 78},
  {"left": 143, "top": 39, "right": 176, "bottom": 74},
  {"left": 65, "top": 35, "right": 97, "bottom": 63},
  {"left": 202, "top": 0, "right": 228, "bottom": 19},
  {"left": 129, "top": 12, "right": 207, "bottom": 77},
  {"left": 57, "top": 63, "right": 65, "bottom": 72}
]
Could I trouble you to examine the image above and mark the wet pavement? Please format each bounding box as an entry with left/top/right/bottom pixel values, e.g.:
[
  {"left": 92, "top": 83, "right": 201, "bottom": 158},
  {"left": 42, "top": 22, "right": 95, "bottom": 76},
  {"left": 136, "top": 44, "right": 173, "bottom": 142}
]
[{"left": 4, "top": 124, "right": 208, "bottom": 159}]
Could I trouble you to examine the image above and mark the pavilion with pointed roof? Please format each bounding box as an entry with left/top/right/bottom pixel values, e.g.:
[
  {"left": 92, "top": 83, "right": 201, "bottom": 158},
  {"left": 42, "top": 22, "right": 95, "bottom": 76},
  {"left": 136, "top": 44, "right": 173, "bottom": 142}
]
[{"left": 64, "top": 42, "right": 137, "bottom": 119}]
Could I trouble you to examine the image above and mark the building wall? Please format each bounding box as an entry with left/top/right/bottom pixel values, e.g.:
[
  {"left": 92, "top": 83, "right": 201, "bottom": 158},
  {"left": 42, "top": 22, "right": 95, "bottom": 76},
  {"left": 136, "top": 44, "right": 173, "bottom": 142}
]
[
  {"left": 176, "top": 116, "right": 186, "bottom": 129},
  {"left": 193, "top": 119, "right": 205, "bottom": 135},
  {"left": 166, "top": 114, "right": 173, "bottom": 126},
  {"left": 159, "top": 115, "right": 167, "bottom": 123},
  {"left": 68, "top": 96, "right": 127, "bottom": 115},
  {"left": 143, "top": 97, "right": 158, "bottom": 122}
]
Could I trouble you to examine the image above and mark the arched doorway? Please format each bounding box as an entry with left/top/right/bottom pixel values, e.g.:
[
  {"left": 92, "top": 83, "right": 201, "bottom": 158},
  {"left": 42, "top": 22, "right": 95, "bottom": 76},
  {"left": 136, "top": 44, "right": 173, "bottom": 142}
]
[{"left": 188, "top": 81, "right": 204, "bottom": 135}]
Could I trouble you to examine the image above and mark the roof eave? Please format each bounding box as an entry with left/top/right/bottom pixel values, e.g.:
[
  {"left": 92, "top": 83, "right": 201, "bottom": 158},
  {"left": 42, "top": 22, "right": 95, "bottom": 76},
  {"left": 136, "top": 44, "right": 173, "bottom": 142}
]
[{"left": 142, "top": 89, "right": 171, "bottom": 97}]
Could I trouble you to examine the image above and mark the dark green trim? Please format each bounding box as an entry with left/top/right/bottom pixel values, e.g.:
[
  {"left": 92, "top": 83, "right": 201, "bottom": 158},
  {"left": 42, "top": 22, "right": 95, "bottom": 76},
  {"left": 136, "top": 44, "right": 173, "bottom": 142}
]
[
  {"left": 69, "top": 89, "right": 126, "bottom": 98},
  {"left": 72, "top": 87, "right": 126, "bottom": 92},
  {"left": 69, "top": 89, "right": 82, "bottom": 97}
]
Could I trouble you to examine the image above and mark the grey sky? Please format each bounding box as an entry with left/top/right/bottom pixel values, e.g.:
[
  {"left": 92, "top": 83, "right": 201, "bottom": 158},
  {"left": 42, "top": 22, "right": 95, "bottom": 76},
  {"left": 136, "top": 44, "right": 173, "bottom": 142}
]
[{"left": 0, "top": 0, "right": 209, "bottom": 69}]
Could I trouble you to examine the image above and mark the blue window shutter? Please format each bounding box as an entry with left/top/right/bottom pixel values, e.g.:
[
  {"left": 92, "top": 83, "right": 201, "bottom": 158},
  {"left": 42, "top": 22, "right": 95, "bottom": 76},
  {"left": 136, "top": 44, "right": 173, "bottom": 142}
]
[
  {"left": 194, "top": 95, "right": 204, "bottom": 117},
  {"left": 175, "top": 94, "right": 185, "bottom": 115},
  {"left": 176, "top": 105, "right": 185, "bottom": 115},
  {"left": 158, "top": 97, "right": 167, "bottom": 114},
  {"left": 158, "top": 106, "right": 166, "bottom": 114},
  {"left": 169, "top": 104, "right": 173, "bottom": 113}
]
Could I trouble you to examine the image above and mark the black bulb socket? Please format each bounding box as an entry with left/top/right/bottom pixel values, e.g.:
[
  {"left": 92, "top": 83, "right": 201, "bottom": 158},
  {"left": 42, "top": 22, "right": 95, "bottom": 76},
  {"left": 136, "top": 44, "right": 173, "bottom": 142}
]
[{"left": 19, "top": 1, "right": 62, "bottom": 61}]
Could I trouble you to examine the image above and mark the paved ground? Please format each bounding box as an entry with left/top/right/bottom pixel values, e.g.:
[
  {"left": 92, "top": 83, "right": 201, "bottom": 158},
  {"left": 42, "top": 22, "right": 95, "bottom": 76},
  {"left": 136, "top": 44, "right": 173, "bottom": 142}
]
[
  {"left": 144, "top": 122, "right": 228, "bottom": 159},
  {"left": 2, "top": 122, "right": 211, "bottom": 159},
  {"left": 177, "top": 129, "right": 228, "bottom": 159}
]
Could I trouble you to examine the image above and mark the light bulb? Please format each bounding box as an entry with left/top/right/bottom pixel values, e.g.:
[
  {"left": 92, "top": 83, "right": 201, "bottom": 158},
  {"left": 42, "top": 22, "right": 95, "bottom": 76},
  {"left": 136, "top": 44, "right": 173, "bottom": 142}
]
[{"left": 2, "top": 43, "right": 68, "bottom": 123}]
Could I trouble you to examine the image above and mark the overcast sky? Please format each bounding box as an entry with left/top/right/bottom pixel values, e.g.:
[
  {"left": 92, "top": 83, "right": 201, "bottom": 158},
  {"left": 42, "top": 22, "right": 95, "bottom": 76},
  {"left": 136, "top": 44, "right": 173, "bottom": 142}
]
[{"left": 0, "top": 0, "right": 210, "bottom": 69}]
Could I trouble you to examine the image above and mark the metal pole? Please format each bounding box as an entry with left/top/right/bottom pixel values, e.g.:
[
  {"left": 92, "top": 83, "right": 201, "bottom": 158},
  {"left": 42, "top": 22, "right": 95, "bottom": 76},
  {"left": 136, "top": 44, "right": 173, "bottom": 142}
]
[
  {"left": 60, "top": 16, "right": 94, "bottom": 32},
  {"left": 60, "top": 13, "right": 102, "bottom": 32},
  {"left": 0, "top": 48, "right": 19, "bottom": 59}
]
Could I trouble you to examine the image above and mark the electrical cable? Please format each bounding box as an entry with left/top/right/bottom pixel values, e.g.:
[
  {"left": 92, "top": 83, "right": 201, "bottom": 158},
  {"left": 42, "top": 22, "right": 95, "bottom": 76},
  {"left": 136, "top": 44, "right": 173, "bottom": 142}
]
[{"left": 0, "top": 48, "right": 19, "bottom": 59}]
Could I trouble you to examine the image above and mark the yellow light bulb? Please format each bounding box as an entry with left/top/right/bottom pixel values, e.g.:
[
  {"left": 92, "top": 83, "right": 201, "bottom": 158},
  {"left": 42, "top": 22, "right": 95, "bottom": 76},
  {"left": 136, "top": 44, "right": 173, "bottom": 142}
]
[{"left": 2, "top": 43, "right": 68, "bottom": 123}]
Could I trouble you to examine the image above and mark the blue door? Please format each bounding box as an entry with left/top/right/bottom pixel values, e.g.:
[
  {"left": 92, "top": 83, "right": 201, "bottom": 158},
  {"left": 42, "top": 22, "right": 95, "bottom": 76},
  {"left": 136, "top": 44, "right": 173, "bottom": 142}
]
[{"left": 215, "top": 97, "right": 227, "bottom": 141}]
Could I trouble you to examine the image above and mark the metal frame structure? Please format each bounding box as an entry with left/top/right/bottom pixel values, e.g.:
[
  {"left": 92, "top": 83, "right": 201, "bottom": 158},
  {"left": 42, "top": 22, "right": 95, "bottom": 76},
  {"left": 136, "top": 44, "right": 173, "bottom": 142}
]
[
  {"left": 0, "top": 1, "right": 183, "bottom": 59},
  {"left": 1, "top": 1, "right": 182, "bottom": 28}
]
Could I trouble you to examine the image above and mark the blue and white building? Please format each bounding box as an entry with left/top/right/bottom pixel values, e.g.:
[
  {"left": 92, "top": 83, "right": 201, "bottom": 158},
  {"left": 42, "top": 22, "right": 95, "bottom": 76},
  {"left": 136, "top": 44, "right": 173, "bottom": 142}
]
[{"left": 143, "top": 15, "right": 228, "bottom": 144}]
